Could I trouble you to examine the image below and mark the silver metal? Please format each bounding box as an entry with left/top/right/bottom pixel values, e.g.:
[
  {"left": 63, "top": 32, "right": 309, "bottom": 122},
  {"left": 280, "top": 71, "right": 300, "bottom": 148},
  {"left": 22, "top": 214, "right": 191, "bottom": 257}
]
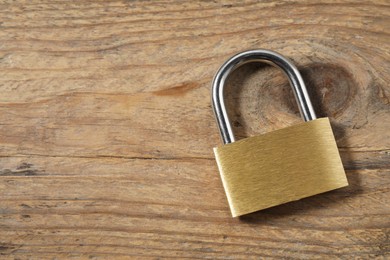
[{"left": 212, "top": 49, "right": 317, "bottom": 144}]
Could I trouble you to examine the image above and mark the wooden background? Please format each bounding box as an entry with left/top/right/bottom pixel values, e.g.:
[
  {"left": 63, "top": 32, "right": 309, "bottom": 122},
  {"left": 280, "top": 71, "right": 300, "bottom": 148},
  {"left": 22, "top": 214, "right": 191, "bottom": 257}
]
[{"left": 0, "top": 0, "right": 389, "bottom": 259}]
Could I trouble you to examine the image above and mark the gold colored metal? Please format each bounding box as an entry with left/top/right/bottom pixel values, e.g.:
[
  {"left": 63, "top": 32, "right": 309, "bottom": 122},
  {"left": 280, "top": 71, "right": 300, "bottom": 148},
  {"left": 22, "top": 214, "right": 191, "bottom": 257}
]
[{"left": 214, "top": 118, "right": 348, "bottom": 217}]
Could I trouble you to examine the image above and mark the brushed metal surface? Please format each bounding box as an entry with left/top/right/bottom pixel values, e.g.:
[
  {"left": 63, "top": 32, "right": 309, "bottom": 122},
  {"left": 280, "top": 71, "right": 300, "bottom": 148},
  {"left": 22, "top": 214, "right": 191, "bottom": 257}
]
[{"left": 214, "top": 118, "right": 348, "bottom": 217}]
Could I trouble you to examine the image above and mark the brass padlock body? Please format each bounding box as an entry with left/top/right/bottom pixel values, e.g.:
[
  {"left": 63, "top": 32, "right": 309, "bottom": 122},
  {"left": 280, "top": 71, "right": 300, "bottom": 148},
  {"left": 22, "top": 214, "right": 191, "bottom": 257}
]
[{"left": 214, "top": 118, "right": 348, "bottom": 217}]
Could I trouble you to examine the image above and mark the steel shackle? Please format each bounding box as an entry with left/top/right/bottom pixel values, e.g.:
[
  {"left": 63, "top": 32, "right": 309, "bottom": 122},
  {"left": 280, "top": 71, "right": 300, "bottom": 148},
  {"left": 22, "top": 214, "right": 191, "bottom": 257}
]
[{"left": 211, "top": 49, "right": 317, "bottom": 144}]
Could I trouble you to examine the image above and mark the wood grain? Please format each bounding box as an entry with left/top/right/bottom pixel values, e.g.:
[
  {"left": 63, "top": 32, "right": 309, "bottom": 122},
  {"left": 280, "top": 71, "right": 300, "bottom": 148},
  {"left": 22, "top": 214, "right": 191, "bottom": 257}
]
[{"left": 0, "top": 0, "right": 389, "bottom": 259}]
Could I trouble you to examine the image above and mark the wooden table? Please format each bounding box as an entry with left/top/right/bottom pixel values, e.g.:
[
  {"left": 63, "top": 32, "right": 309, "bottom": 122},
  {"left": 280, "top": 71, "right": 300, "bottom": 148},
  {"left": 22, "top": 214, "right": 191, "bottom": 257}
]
[{"left": 0, "top": 1, "right": 389, "bottom": 259}]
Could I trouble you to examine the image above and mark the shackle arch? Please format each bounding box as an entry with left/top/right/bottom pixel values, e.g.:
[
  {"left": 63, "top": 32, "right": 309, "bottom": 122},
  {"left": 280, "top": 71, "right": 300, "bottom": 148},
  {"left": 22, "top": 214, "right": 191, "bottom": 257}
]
[{"left": 212, "top": 49, "right": 317, "bottom": 144}]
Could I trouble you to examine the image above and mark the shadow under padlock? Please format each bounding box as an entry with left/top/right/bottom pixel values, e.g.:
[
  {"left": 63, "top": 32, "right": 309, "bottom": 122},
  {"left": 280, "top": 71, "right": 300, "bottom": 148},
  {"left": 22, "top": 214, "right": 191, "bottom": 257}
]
[{"left": 211, "top": 49, "right": 350, "bottom": 218}]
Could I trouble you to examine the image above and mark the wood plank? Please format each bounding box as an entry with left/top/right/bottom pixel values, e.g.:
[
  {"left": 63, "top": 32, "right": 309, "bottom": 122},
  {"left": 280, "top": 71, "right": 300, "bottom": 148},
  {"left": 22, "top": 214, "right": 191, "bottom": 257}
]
[
  {"left": 0, "top": 166, "right": 389, "bottom": 258},
  {"left": 0, "top": 0, "right": 389, "bottom": 258}
]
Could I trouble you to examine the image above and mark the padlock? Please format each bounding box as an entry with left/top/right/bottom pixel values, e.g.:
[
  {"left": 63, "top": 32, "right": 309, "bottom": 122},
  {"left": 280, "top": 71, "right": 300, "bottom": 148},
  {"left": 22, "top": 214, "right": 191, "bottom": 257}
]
[{"left": 212, "top": 49, "right": 348, "bottom": 217}]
